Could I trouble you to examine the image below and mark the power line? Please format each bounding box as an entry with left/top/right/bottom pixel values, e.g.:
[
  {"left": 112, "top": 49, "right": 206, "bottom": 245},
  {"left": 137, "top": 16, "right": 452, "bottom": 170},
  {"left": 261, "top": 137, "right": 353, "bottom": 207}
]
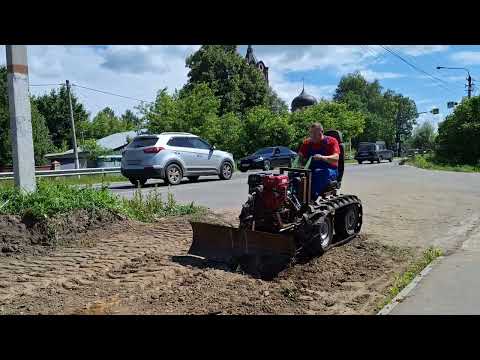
[
  {"left": 71, "top": 83, "right": 152, "bottom": 104},
  {"left": 380, "top": 45, "right": 456, "bottom": 95},
  {"left": 29, "top": 83, "right": 63, "bottom": 87}
]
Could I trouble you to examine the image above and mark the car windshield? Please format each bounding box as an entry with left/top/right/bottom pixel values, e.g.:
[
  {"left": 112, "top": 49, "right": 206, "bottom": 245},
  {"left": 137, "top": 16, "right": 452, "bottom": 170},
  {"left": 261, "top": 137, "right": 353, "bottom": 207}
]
[
  {"left": 254, "top": 148, "right": 273, "bottom": 155},
  {"left": 358, "top": 144, "right": 375, "bottom": 151}
]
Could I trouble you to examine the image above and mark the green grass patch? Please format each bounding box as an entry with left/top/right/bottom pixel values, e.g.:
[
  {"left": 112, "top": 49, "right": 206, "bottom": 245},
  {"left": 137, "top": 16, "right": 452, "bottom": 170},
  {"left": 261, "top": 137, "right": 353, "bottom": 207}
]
[
  {"left": 121, "top": 187, "right": 205, "bottom": 222},
  {"left": 405, "top": 154, "right": 480, "bottom": 173},
  {"left": 0, "top": 180, "right": 203, "bottom": 223},
  {"left": 379, "top": 246, "right": 443, "bottom": 311}
]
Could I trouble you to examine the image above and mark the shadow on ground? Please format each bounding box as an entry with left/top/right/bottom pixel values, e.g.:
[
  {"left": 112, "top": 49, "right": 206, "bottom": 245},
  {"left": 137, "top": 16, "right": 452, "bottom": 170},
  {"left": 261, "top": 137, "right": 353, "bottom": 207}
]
[
  {"left": 110, "top": 177, "right": 222, "bottom": 190},
  {"left": 171, "top": 254, "right": 294, "bottom": 281}
]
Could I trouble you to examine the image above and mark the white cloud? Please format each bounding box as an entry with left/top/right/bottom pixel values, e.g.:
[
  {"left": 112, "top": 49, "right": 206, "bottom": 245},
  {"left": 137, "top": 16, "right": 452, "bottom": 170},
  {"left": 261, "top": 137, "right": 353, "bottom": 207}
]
[
  {"left": 0, "top": 45, "right": 200, "bottom": 118},
  {"left": 0, "top": 44, "right": 457, "bottom": 119},
  {"left": 359, "top": 69, "right": 405, "bottom": 81},
  {"left": 450, "top": 51, "right": 480, "bottom": 65},
  {"left": 238, "top": 45, "right": 375, "bottom": 74},
  {"left": 391, "top": 45, "right": 449, "bottom": 56}
]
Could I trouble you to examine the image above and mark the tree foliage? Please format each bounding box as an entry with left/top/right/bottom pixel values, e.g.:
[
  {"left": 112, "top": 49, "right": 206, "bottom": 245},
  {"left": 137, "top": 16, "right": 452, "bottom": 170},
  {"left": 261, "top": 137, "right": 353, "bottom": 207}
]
[
  {"left": 408, "top": 121, "right": 437, "bottom": 151},
  {"left": 80, "top": 107, "right": 136, "bottom": 140},
  {"left": 436, "top": 96, "right": 480, "bottom": 165},
  {"left": 32, "top": 86, "right": 89, "bottom": 148},
  {"left": 184, "top": 45, "right": 286, "bottom": 115},
  {"left": 334, "top": 72, "right": 417, "bottom": 149}
]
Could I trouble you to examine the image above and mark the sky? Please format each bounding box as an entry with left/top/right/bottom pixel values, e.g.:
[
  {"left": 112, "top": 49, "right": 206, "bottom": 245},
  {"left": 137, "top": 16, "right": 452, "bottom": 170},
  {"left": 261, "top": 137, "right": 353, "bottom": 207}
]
[{"left": 1, "top": 45, "right": 480, "bottom": 128}]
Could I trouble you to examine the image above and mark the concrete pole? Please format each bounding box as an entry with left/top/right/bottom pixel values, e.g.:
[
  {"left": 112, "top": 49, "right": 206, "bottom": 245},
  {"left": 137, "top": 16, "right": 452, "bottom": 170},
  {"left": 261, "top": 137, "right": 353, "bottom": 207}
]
[
  {"left": 6, "top": 45, "right": 36, "bottom": 192},
  {"left": 66, "top": 80, "right": 80, "bottom": 169}
]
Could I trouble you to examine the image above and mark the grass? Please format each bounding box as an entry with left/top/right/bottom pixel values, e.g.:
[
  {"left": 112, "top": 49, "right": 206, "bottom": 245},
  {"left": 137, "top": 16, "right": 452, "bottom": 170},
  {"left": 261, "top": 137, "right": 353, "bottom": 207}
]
[
  {"left": 0, "top": 179, "right": 203, "bottom": 222},
  {"left": 405, "top": 154, "right": 480, "bottom": 173},
  {"left": 121, "top": 187, "right": 205, "bottom": 222},
  {"left": 378, "top": 246, "right": 443, "bottom": 311}
]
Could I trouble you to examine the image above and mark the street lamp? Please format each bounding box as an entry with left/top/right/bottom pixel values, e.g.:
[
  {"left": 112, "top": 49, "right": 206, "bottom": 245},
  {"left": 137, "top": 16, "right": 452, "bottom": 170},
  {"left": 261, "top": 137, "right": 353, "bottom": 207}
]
[{"left": 436, "top": 66, "right": 472, "bottom": 98}]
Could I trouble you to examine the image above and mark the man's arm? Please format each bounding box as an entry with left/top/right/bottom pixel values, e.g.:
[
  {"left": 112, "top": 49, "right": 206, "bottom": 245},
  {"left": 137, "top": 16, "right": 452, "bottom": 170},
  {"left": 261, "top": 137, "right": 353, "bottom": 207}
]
[
  {"left": 313, "top": 153, "right": 339, "bottom": 165},
  {"left": 312, "top": 137, "right": 340, "bottom": 165}
]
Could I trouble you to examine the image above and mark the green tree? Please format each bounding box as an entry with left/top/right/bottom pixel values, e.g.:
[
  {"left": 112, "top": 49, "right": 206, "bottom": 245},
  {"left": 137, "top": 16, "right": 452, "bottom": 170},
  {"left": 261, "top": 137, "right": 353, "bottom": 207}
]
[
  {"left": 241, "top": 106, "right": 294, "bottom": 157},
  {"left": 142, "top": 88, "right": 179, "bottom": 134},
  {"left": 436, "top": 96, "right": 480, "bottom": 164},
  {"left": 32, "top": 86, "right": 89, "bottom": 148},
  {"left": 184, "top": 45, "right": 275, "bottom": 115},
  {"left": 333, "top": 72, "right": 417, "bottom": 149},
  {"left": 289, "top": 100, "right": 365, "bottom": 149},
  {"left": 82, "top": 107, "right": 135, "bottom": 140},
  {"left": 409, "top": 121, "right": 436, "bottom": 151},
  {"left": 121, "top": 109, "right": 142, "bottom": 129},
  {"left": 200, "top": 112, "right": 244, "bottom": 157},
  {"left": 0, "top": 66, "right": 55, "bottom": 166},
  {"left": 81, "top": 139, "right": 113, "bottom": 161},
  {"left": 144, "top": 83, "right": 219, "bottom": 136}
]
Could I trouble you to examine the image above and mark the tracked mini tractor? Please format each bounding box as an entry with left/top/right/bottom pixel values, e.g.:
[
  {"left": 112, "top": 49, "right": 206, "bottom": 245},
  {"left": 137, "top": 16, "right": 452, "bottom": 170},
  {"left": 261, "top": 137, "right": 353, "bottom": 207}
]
[{"left": 188, "top": 130, "right": 363, "bottom": 272}]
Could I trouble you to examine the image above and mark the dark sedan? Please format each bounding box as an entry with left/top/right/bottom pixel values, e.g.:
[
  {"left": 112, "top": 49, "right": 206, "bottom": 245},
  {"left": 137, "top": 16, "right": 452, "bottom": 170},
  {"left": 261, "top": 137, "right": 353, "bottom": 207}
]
[{"left": 239, "top": 146, "right": 297, "bottom": 172}]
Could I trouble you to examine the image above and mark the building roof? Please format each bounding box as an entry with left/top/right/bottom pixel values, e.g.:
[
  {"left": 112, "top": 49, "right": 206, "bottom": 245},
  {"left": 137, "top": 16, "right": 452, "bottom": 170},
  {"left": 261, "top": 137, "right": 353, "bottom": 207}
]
[
  {"left": 45, "top": 128, "right": 148, "bottom": 159},
  {"left": 291, "top": 87, "right": 318, "bottom": 112},
  {"left": 97, "top": 129, "right": 147, "bottom": 150},
  {"left": 245, "top": 45, "right": 257, "bottom": 65}
]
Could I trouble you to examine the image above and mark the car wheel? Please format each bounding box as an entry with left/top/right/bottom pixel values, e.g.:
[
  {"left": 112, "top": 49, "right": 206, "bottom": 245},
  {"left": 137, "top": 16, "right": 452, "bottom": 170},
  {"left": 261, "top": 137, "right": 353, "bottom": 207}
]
[
  {"left": 129, "top": 178, "right": 147, "bottom": 187},
  {"left": 219, "top": 161, "right": 233, "bottom": 180},
  {"left": 263, "top": 160, "right": 271, "bottom": 171},
  {"left": 377, "top": 157, "right": 382, "bottom": 163},
  {"left": 240, "top": 168, "right": 248, "bottom": 173},
  {"left": 357, "top": 160, "right": 363, "bottom": 164},
  {"left": 188, "top": 176, "right": 199, "bottom": 182},
  {"left": 389, "top": 158, "right": 393, "bottom": 162},
  {"left": 165, "top": 164, "right": 183, "bottom": 185},
  {"left": 370, "top": 160, "right": 374, "bottom": 164}
]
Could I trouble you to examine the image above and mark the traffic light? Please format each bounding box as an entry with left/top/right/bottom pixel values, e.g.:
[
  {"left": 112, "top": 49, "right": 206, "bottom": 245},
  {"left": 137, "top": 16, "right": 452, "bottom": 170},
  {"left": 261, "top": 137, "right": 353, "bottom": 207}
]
[
  {"left": 447, "top": 102, "right": 458, "bottom": 109},
  {"left": 430, "top": 108, "right": 439, "bottom": 114}
]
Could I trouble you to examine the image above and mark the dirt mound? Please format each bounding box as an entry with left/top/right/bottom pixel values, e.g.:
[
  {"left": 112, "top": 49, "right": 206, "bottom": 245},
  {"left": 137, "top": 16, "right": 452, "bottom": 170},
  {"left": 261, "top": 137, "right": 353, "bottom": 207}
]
[{"left": 0, "top": 209, "right": 125, "bottom": 257}]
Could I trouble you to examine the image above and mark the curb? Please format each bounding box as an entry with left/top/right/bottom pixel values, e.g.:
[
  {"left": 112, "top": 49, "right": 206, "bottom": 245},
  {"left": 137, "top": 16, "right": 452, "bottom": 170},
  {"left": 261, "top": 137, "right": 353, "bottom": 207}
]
[{"left": 377, "top": 256, "right": 444, "bottom": 315}]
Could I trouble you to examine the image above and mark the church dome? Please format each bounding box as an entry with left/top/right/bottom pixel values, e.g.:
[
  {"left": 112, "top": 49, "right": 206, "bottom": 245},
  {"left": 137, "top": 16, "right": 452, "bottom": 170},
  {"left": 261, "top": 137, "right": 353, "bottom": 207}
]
[{"left": 291, "top": 87, "right": 317, "bottom": 112}]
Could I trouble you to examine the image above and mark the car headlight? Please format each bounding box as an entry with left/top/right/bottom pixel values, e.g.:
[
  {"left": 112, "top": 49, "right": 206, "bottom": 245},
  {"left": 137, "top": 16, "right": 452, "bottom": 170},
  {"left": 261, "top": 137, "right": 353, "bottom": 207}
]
[{"left": 255, "top": 157, "right": 264, "bottom": 162}]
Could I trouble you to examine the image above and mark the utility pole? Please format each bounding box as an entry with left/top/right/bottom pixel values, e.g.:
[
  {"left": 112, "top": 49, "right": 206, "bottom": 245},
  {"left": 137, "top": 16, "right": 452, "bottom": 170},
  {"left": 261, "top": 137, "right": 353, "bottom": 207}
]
[
  {"left": 66, "top": 80, "right": 80, "bottom": 169},
  {"left": 6, "top": 45, "right": 36, "bottom": 192},
  {"left": 467, "top": 73, "right": 472, "bottom": 99},
  {"left": 395, "top": 104, "right": 402, "bottom": 158}
]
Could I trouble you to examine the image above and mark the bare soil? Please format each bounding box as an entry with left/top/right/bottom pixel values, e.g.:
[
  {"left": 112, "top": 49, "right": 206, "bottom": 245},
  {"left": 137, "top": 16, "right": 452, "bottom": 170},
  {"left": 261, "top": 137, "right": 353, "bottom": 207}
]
[
  {"left": 0, "top": 211, "right": 416, "bottom": 315},
  {"left": 0, "top": 209, "right": 124, "bottom": 257}
]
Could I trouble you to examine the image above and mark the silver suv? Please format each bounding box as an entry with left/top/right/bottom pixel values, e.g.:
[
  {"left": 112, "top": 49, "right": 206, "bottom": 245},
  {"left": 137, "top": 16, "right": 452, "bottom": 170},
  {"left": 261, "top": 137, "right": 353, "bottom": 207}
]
[{"left": 121, "top": 132, "right": 235, "bottom": 186}]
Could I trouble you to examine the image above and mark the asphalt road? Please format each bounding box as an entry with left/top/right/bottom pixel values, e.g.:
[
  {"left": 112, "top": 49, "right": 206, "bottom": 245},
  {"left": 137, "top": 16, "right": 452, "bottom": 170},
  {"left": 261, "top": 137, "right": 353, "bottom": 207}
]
[{"left": 110, "top": 160, "right": 480, "bottom": 252}]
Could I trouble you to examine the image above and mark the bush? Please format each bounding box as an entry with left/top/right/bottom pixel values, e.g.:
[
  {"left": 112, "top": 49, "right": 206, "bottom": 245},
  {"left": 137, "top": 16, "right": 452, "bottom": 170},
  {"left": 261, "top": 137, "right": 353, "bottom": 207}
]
[{"left": 436, "top": 96, "right": 480, "bottom": 165}]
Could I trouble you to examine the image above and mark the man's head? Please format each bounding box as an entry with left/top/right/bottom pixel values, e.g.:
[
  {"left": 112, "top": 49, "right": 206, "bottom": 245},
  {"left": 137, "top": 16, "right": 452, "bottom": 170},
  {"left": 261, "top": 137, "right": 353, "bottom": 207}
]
[{"left": 310, "top": 122, "right": 324, "bottom": 143}]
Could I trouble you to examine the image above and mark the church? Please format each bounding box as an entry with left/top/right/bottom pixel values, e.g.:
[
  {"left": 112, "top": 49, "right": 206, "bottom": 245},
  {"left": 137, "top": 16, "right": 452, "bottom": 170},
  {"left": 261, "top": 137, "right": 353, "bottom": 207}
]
[
  {"left": 245, "top": 46, "right": 318, "bottom": 112},
  {"left": 245, "top": 45, "right": 269, "bottom": 84}
]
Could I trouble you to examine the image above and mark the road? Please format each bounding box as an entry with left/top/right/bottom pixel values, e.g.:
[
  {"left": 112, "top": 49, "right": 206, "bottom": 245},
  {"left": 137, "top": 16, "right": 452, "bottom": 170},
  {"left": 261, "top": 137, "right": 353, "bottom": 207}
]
[{"left": 110, "top": 161, "right": 480, "bottom": 252}]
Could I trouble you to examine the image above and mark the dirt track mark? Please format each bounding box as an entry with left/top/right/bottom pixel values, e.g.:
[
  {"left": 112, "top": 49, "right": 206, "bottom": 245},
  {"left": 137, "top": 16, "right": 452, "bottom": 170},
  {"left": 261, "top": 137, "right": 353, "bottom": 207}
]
[{"left": 0, "top": 218, "right": 194, "bottom": 305}]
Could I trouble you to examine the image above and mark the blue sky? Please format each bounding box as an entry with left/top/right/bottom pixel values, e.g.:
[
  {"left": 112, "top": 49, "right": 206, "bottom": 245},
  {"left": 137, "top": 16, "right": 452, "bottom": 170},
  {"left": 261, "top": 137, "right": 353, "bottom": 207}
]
[{"left": 1, "top": 45, "right": 479, "bottom": 128}]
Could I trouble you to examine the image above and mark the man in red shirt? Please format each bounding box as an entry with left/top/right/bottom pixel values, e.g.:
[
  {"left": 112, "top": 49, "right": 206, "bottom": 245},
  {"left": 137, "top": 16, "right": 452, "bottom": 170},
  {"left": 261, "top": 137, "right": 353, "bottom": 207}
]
[{"left": 297, "top": 123, "right": 340, "bottom": 199}]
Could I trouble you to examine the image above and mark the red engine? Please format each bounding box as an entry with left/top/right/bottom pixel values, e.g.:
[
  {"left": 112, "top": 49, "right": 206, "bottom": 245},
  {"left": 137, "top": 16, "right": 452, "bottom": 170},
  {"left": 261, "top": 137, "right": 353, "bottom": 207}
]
[{"left": 262, "top": 174, "right": 289, "bottom": 210}]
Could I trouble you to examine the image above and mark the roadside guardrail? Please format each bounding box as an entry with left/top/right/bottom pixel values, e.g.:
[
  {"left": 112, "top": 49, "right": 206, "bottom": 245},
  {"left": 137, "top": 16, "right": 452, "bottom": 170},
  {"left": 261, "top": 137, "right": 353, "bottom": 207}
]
[{"left": 0, "top": 167, "right": 121, "bottom": 180}]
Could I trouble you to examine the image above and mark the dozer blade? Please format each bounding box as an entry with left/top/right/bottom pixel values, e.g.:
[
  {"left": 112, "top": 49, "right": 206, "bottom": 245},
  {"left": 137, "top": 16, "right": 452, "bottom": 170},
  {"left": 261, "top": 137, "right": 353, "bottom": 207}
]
[{"left": 188, "top": 221, "right": 297, "bottom": 262}]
